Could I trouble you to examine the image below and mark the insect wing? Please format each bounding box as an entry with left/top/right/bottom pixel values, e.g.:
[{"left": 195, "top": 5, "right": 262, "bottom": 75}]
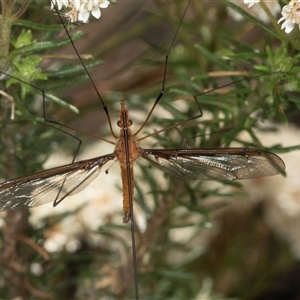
[
  {"left": 0, "top": 154, "right": 116, "bottom": 210},
  {"left": 141, "top": 148, "right": 285, "bottom": 181}
]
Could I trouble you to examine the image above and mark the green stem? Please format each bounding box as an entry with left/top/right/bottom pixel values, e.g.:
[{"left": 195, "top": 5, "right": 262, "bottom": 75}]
[{"left": 0, "top": 0, "right": 15, "bottom": 71}]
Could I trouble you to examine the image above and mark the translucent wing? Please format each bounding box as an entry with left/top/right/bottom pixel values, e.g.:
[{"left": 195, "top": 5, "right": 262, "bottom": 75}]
[
  {"left": 0, "top": 153, "right": 116, "bottom": 210},
  {"left": 141, "top": 148, "right": 285, "bottom": 181}
]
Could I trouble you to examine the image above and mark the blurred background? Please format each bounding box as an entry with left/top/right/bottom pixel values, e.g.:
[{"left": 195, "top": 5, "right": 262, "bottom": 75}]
[{"left": 1, "top": 0, "right": 300, "bottom": 299}]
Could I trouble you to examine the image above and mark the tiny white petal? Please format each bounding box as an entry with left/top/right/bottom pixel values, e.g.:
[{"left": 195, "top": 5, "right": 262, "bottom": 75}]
[
  {"left": 280, "top": 18, "right": 294, "bottom": 33},
  {"left": 284, "top": 24, "right": 294, "bottom": 33},
  {"left": 78, "top": 11, "right": 90, "bottom": 23},
  {"left": 79, "top": 3, "right": 86, "bottom": 13},
  {"left": 99, "top": 0, "right": 110, "bottom": 9},
  {"left": 74, "top": 0, "right": 81, "bottom": 11},
  {"left": 280, "top": 19, "right": 289, "bottom": 28},
  {"left": 277, "top": 16, "right": 285, "bottom": 24},
  {"left": 244, "top": 0, "right": 260, "bottom": 8},
  {"left": 87, "top": 0, "right": 93, "bottom": 11},
  {"left": 91, "top": 7, "right": 101, "bottom": 19}
]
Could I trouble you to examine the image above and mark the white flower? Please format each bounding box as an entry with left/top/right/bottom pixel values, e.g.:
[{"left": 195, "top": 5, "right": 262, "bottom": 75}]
[
  {"left": 51, "top": 0, "right": 111, "bottom": 23},
  {"left": 278, "top": 0, "right": 300, "bottom": 33},
  {"left": 244, "top": 0, "right": 260, "bottom": 8}
]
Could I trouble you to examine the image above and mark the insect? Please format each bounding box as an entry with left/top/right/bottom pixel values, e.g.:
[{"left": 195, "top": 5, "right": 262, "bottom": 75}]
[
  {"left": 0, "top": 1, "right": 286, "bottom": 299},
  {"left": 0, "top": 116, "right": 285, "bottom": 222}
]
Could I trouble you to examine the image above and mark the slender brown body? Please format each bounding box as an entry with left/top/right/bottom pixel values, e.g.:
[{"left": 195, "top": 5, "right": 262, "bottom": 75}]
[{"left": 115, "top": 100, "right": 141, "bottom": 223}]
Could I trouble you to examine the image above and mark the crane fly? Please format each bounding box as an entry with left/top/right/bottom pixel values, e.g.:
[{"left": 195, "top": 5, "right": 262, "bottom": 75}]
[
  {"left": 0, "top": 95, "right": 286, "bottom": 222},
  {"left": 0, "top": 1, "right": 286, "bottom": 299}
]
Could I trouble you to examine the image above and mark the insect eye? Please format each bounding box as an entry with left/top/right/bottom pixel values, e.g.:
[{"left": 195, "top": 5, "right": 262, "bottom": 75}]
[
  {"left": 117, "top": 120, "right": 121, "bottom": 127},
  {"left": 128, "top": 119, "right": 133, "bottom": 126}
]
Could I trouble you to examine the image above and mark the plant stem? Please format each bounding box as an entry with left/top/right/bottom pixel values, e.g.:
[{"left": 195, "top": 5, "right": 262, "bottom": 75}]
[
  {"left": 12, "top": 0, "right": 30, "bottom": 21},
  {"left": 0, "top": 0, "right": 14, "bottom": 71}
]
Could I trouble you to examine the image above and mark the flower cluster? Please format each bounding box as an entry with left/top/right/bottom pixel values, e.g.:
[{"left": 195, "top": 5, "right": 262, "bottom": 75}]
[
  {"left": 278, "top": 0, "right": 300, "bottom": 33},
  {"left": 243, "top": 0, "right": 300, "bottom": 33},
  {"left": 50, "top": 0, "right": 300, "bottom": 32},
  {"left": 51, "top": 0, "right": 110, "bottom": 23}
]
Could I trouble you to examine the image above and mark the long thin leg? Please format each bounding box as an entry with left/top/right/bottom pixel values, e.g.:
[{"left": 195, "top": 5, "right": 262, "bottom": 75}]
[
  {"left": 134, "top": 0, "right": 198, "bottom": 137},
  {"left": 51, "top": 1, "right": 117, "bottom": 139}
]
